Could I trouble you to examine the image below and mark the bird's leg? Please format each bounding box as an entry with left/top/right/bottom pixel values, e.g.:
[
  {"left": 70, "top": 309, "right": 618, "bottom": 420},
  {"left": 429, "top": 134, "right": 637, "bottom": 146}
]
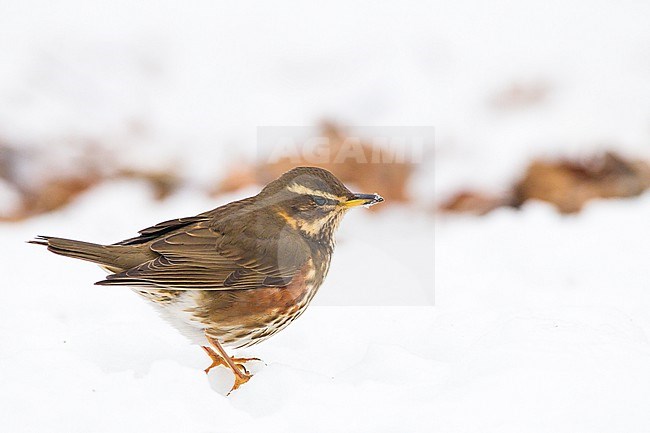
[
  {"left": 202, "top": 342, "right": 260, "bottom": 375},
  {"left": 201, "top": 346, "right": 228, "bottom": 374},
  {"left": 205, "top": 334, "right": 252, "bottom": 393}
]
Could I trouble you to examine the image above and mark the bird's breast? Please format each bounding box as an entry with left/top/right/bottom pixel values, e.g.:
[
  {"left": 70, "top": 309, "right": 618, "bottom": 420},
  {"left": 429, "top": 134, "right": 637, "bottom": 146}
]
[
  {"left": 197, "top": 254, "right": 329, "bottom": 348},
  {"left": 200, "top": 257, "right": 322, "bottom": 319}
]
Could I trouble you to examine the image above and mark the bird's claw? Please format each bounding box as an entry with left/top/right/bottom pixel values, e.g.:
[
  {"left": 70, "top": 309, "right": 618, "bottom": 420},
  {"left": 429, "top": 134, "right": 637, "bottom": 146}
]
[{"left": 227, "top": 370, "right": 252, "bottom": 395}]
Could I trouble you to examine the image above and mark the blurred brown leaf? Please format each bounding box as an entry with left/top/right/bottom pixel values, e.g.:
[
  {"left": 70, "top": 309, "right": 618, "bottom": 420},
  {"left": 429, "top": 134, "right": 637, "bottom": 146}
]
[
  {"left": 20, "top": 175, "right": 101, "bottom": 217},
  {"left": 439, "top": 191, "right": 509, "bottom": 215},
  {"left": 117, "top": 168, "right": 180, "bottom": 201},
  {"left": 440, "top": 152, "right": 650, "bottom": 215},
  {"left": 513, "top": 152, "right": 650, "bottom": 213},
  {"left": 0, "top": 142, "right": 181, "bottom": 221}
]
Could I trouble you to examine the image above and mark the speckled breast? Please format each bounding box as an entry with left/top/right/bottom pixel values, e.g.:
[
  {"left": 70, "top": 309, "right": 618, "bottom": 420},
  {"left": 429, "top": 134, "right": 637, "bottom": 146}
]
[{"left": 199, "top": 253, "right": 330, "bottom": 348}]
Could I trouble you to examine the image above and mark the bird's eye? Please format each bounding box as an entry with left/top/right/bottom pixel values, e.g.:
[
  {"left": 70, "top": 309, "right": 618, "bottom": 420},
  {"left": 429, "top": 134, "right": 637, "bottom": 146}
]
[{"left": 312, "top": 196, "right": 327, "bottom": 206}]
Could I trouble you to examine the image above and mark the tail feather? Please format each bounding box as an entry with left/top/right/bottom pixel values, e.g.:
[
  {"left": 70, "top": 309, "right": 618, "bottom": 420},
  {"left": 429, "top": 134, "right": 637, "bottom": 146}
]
[{"left": 29, "top": 235, "right": 120, "bottom": 267}]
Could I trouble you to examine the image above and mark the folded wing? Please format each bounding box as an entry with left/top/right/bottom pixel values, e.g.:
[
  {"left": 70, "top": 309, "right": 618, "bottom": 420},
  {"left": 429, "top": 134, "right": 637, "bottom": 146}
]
[{"left": 96, "top": 223, "right": 310, "bottom": 291}]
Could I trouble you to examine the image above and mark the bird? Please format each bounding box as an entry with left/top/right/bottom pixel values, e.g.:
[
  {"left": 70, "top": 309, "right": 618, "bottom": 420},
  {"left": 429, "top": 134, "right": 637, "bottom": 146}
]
[{"left": 30, "top": 166, "right": 383, "bottom": 392}]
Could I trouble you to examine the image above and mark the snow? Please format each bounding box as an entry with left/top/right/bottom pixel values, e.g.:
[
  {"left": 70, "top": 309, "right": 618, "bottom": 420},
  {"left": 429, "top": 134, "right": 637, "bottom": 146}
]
[{"left": 3, "top": 182, "right": 650, "bottom": 432}]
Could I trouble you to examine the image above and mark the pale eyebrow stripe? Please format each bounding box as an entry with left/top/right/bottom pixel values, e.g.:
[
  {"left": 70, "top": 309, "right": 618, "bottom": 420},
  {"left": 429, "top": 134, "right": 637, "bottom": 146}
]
[{"left": 287, "top": 183, "right": 342, "bottom": 201}]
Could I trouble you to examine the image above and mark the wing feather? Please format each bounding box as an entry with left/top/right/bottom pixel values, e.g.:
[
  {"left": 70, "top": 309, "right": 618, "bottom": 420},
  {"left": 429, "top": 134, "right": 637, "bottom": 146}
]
[{"left": 96, "top": 219, "right": 311, "bottom": 291}]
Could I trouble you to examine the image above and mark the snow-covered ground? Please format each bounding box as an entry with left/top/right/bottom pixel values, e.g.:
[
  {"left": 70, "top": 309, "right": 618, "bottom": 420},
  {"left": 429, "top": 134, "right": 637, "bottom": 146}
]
[{"left": 3, "top": 177, "right": 650, "bottom": 432}]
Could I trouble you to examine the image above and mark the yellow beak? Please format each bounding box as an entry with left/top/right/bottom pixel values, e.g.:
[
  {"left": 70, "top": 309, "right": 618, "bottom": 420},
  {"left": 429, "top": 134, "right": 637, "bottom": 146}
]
[{"left": 343, "top": 193, "right": 384, "bottom": 208}]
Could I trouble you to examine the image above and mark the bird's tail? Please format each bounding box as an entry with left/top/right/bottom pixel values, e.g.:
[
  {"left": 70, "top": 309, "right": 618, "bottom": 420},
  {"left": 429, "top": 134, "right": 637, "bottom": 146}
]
[{"left": 29, "top": 236, "right": 120, "bottom": 267}]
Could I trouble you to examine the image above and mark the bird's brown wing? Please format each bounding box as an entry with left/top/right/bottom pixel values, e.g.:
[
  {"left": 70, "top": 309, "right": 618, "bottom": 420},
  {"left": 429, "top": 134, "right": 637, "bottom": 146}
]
[
  {"left": 95, "top": 222, "right": 311, "bottom": 290},
  {"left": 114, "top": 215, "right": 212, "bottom": 246}
]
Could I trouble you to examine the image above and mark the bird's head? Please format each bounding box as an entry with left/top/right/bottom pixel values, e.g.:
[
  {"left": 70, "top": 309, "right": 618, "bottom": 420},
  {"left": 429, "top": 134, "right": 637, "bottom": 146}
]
[{"left": 257, "top": 167, "right": 383, "bottom": 243}]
